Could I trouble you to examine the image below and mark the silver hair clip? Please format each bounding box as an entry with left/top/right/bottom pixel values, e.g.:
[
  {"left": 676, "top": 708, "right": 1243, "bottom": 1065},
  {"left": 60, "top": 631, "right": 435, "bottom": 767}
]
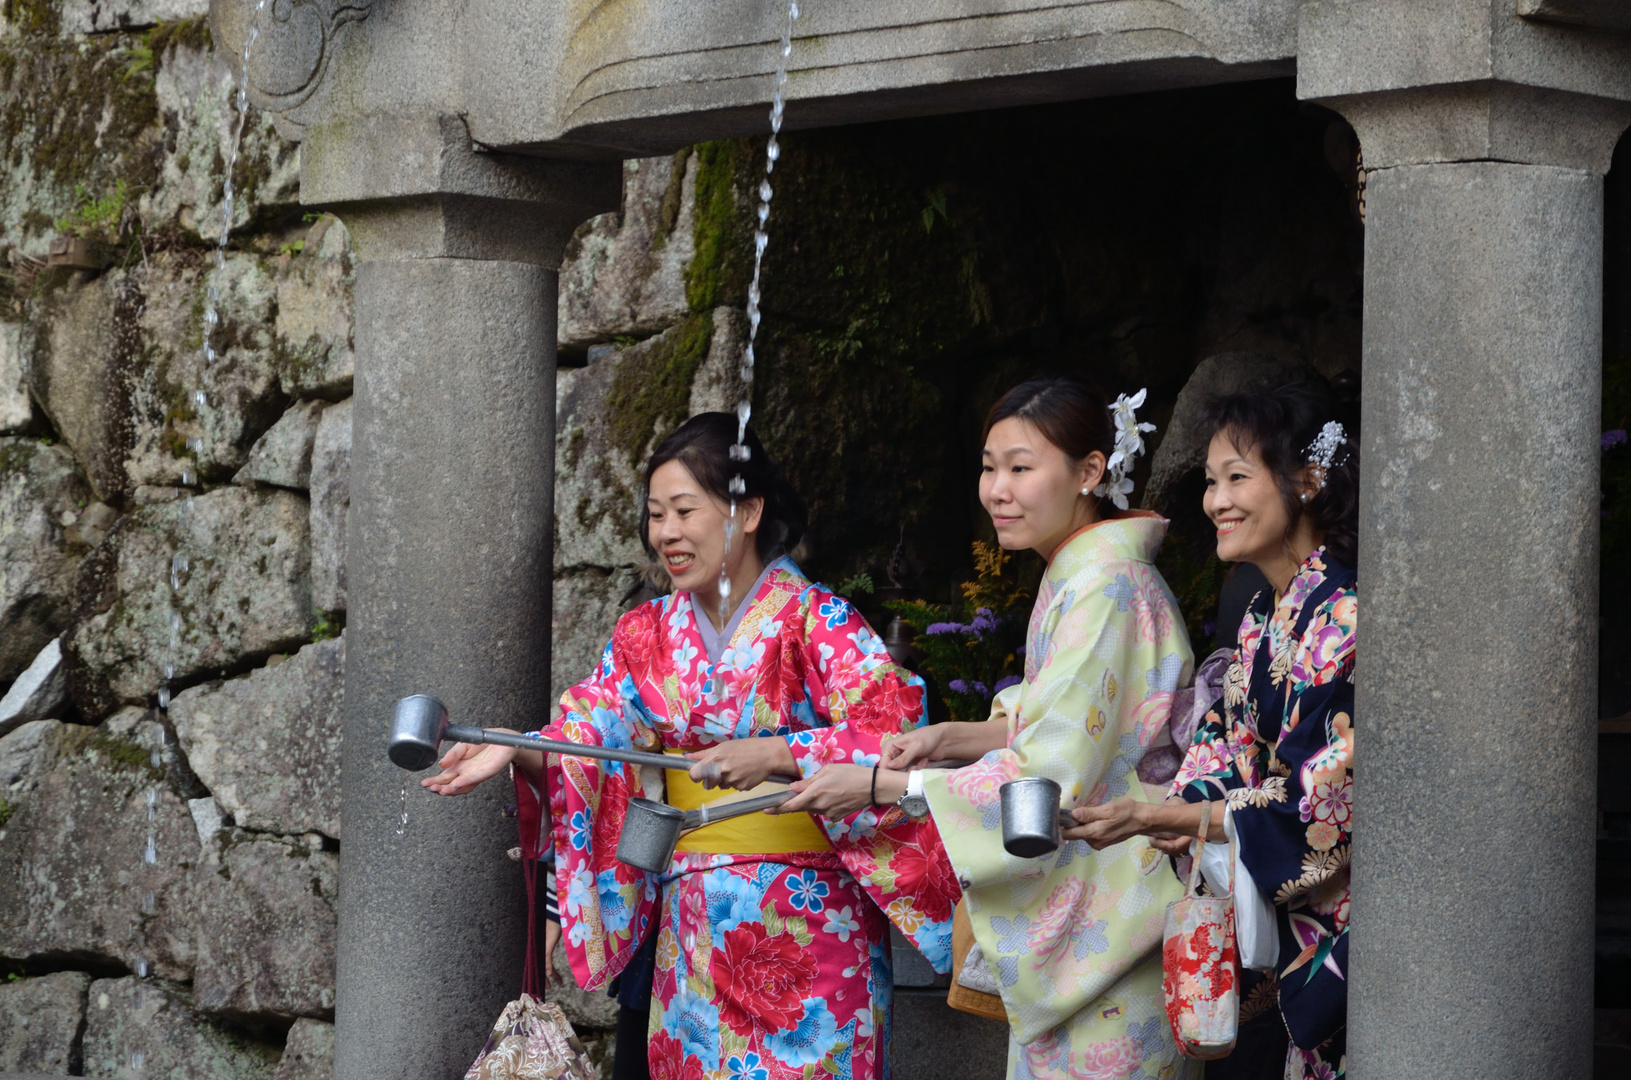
[{"left": 1304, "top": 421, "right": 1350, "bottom": 489}]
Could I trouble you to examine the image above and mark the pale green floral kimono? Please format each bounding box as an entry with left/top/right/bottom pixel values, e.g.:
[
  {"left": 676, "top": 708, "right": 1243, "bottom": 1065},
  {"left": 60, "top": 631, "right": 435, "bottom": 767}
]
[{"left": 923, "top": 514, "right": 1198, "bottom": 1080}]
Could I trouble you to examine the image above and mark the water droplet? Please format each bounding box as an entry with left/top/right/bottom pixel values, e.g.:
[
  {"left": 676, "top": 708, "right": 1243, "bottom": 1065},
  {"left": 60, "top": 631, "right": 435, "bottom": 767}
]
[
  {"left": 193, "top": 390, "right": 207, "bottom": 408},
  {"left": 737, "top": 401, "right": 752, "bottom": 426},
  {"left": 782, "top": 39, "right": 792, "bottom": 58},
  {"left": 144, "top": 836, "right": 157, "bottom": 864},
  {"left": 730, "top": 444, "right": 751, "bottom": 461},
  {"left": 397, "top": 776, "right": 409, "bottom": 837},
  {"left": 757, "top": 202, "right": 770, "bottom": 225},
  {"left": 130, "top": 1049, "right": 145, "bottom": 1069},
  {"left": 759, "top": 180, "right": 773, "bottom": 202},
  {"left": 142, "top": 890, "right": 156, "bottom": 913},
  {"left": 766, "top": 138, "right": 780, "bottom": 162},
  {"left": 135, "top": 960, "right": 148, "bottom": 978},
  {"left": 728, "top": 476, "right": 746, "bottom": 495},
  {"left": 150, "top": 748, "right": 162, "bottom": 769}
]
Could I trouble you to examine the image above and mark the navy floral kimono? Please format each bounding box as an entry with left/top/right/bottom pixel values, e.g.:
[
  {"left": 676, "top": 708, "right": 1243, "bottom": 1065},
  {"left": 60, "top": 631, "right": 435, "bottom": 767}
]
[{"left": 1172, "top": 548, "right": 1356, "bottom": 1080}]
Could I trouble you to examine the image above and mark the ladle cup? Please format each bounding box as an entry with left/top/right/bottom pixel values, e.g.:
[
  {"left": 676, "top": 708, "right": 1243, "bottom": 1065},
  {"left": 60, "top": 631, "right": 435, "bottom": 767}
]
[
  {"left": 616, "top": 789, "right": 794, "bottom": 873},
  {"left": 999, "top": 776, "right": 1077, "bottom": 858},
  {"left": 387, "top": 694, "right": 792, "bottom": 788}
]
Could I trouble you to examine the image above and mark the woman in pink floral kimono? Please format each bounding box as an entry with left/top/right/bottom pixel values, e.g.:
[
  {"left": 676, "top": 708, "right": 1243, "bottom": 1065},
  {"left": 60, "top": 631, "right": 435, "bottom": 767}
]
[{"left": 424, "top": 413, "right": 957, "bottom": 1080}]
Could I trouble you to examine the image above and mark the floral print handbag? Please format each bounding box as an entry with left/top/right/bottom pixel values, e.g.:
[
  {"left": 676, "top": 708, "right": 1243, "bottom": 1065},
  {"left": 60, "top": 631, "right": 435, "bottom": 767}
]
[
  {"left": 463, "top": 994, "right": 597, "bottom": 1080},
  {"left": 1161, "top": 801, "right": 1239, "bottom": 1059}
]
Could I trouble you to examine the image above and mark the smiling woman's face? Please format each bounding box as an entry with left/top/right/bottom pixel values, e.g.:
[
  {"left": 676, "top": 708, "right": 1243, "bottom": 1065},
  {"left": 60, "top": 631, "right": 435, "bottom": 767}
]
[
  {"left": 646, "top": 459, "right": 761, "bottom": 595},
  {"left": 1202, "top": 433, "right": 1294, "bottom": 565}
]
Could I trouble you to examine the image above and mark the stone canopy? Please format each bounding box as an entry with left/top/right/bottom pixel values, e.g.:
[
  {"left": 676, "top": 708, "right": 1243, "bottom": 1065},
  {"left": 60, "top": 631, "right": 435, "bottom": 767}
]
[{"left": 194, "top": 2, "right": 1631, "bottom": 1079}]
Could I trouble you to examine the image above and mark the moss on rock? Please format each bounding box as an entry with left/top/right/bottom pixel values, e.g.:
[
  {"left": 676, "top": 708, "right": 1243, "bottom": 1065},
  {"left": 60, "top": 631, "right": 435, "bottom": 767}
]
[{"left": 604, "top": 311, "right": 715, "bottom": 468}]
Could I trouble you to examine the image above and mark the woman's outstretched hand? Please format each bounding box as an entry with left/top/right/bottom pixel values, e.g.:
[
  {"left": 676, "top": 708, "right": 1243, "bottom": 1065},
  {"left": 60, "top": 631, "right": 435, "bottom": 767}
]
[
  {"left": 686, "top": 737, "right": 797, "bottom": 790},
  {"left": 1062, "top": 796, "right": 1225, "bottom": 850},
  {"left": 880, "top": 717, "right": 1007, "bottom": 770},
  {"left": 421, "top": 739, "right": 518, "bottom": 795},
  {"left": 771, "top": 763, "right": 897, "bottom": 819},
  {"left": 879, "top": 726, "right": 947, "bottom": 771},
  {"left": 1062, "top": 797, "right": 1151, "bottom": 849}
]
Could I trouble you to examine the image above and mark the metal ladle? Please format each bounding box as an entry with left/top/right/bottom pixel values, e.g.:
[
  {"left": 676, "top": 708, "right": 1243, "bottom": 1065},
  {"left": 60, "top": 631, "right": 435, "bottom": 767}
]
[
  {"left": 616, "top": 790, "right": 796, "bottom": 873},
  {"left": 387, "top": 694, "right": 785, "bottom": 788},
  {"left": 999, "top": 776, "right": 1078, "bottom": 858}
]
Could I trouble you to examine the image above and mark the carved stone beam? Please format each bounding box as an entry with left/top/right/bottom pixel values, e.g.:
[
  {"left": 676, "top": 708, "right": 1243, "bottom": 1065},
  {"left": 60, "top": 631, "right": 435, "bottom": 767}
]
[{"left": 210, "top": 0, "right": 374, "bottom": 117}]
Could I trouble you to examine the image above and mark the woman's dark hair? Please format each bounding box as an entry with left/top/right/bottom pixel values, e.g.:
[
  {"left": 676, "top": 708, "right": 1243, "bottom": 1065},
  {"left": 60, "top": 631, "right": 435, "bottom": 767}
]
[
  {"left": 983, "top": 376, "right": 1115, "bottom": 492},
  {"left": 1198, "top": 383, "right": 1360, "bottom": 568},
  {"left": 641, "top": 412, "right": 808, "bottom": 562}
]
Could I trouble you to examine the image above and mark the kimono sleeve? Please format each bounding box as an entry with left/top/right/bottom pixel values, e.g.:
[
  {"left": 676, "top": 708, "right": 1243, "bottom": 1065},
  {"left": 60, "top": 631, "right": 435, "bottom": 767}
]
[
  {"left": 1227, "top": 587, "right": 1355, "bottom": 909},
  {"left": 512, "top": 604, "right": 663, "bottom": 992},
  {"left": 783, "top": 585, "right": 960, "bottom": 974}
]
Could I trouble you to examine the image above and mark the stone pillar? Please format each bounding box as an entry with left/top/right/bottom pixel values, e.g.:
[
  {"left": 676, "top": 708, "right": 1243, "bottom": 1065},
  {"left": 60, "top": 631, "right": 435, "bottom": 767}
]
[
  {"left": 1325, "top": 87, "right": 1629, "bottom": 1078},
  {"left": 302, "top": 115, "right": 619, "bottom": 1080}
]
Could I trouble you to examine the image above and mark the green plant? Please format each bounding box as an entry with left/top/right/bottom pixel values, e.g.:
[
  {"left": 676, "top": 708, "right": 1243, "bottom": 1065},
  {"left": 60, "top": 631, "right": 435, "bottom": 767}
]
[
  {"left": 835, "top": 572, "right": 874, "bottom": 597},
  {"left": 279, "top": 239, "right": 305, "bottom": 257},
  {"left": 54, "top": 179, "right": 131, "bottom": 241},
  {"left": 884, "top": 542, "right": 1031, "bottom": 722},
  {"left": 0, "top": 799, "right": 11, "bottom": 828},
  {"left": 311, "top": 612, "right": 341, "bottom": 642}
]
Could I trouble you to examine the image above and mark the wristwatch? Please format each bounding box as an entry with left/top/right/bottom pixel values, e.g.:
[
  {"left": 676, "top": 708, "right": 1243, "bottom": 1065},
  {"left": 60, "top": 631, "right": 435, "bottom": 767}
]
[{"left": 898, "top": 770, "right": 930, "bottom": 819}]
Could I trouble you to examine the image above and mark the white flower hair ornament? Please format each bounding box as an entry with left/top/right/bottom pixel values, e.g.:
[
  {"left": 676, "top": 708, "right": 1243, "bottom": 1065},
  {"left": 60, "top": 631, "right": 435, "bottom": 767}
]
[
  {"left": 1304, "top": 421, "right": 1350, "bottom": 490},
  {"left": 1093, "top": 388, "right": 1157, "bottom": 511}
]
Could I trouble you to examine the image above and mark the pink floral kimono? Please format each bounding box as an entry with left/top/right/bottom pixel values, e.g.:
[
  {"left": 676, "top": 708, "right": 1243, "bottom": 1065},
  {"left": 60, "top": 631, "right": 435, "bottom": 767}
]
[{"left": 514, "top": 558, "right": 959, "bottom": 1080}]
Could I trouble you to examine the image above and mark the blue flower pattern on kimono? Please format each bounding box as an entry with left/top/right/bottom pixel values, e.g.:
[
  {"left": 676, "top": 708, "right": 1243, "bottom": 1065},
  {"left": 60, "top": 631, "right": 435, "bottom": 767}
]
[
  {"left": 704, "top": 868, "right": 764, "bottom": 932},
  {"left": 663, "top": 986, "right": 722, "bottom": 1070},
  {"left": 787, "top": 869, "right": 830, "bottom": 912},
  {"left": 818, "top": 596, "right": 851, "bottom": 631},
  {"left": 766, "top": 996, "right": 839, "bottom": 1066},
  {"left": 726, "top": 1053, "right": 769, "bottom": 1080},
  {"left": 567, "top": 809, "right": 591, "bottom": 852},
  {"left": 595, "top": 869, "right": 632, "bottom": 934}
]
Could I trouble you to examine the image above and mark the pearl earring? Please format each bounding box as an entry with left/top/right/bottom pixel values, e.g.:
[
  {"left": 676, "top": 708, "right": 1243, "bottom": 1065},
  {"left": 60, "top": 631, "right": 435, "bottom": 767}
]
[
  {"left": 1080, "top": 487, "right": 1091, "bottom": 496},
  {"left": 1299, "top": 493, "right": 1309, "bottom": 503}
]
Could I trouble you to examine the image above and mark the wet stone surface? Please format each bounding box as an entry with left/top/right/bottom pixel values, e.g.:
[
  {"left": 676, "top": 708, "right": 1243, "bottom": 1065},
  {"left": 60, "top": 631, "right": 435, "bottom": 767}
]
[
  {"left": 0, "top": 969, "right": 91, "bottom": 1075},
  {"left": 66, "top": 485, "right": 312, "bottom": 718},
  {"left": 170, "top": 636, "right": 344, "bottom": 839},
  {"left": 81, "top": 976, "right": 280, "bottom": 1080}
]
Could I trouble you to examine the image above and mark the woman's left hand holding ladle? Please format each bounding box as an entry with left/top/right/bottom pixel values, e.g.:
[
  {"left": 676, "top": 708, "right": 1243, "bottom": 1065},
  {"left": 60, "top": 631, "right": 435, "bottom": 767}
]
[{"left": 422, "top": 727, "right": 542, "bottom": 795}]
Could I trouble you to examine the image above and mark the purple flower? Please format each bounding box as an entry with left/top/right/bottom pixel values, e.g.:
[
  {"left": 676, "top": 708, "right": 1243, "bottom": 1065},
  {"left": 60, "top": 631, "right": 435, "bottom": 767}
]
[
  {"left": 925, "top": 622, "right": 968, "bottom": 636},
  {"left": 1201, "top": 620, "right": 1217, "bottom": 639},
  {"left": 947, "top": 679, "right": 970, "bottom": 694},
  {"left": 973, "top": 682, "right": 990, "bottom": 698},
  {"left": 1014, "top": 646, "right": 1025, "bottom": 657},
  {"left": 1605, "top": 429, "right": 1628, "bottom": 451},
  {"left": 994, "top": 675, "right": 1021, "bottom": 695}
]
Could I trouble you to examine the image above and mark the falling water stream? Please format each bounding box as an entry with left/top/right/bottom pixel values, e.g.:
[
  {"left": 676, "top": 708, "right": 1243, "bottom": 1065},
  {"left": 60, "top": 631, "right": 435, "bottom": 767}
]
[
  {"left": 719, "top": 0, "right": 801, "bottom": 622},
  {"left": 131, "top": 4, "right": 270, "bottom": 1071}
]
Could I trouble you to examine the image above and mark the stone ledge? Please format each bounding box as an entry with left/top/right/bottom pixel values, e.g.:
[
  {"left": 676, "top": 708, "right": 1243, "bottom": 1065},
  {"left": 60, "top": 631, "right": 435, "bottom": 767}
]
[{"left": 1520, "top": 0, "right": 1631, "bottom": 34}]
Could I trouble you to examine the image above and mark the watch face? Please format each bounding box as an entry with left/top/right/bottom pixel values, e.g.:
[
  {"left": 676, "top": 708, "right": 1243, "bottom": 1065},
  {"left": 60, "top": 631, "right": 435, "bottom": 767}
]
[{"left": 900, "top": 794, "right": 930, "bottom": 819}]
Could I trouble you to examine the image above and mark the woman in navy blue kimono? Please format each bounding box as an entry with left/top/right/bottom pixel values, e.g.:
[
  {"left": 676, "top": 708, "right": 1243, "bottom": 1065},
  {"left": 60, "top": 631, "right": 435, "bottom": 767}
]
[{"left": 1066, "top": 384, "right": 1358, "bottom": 1080}]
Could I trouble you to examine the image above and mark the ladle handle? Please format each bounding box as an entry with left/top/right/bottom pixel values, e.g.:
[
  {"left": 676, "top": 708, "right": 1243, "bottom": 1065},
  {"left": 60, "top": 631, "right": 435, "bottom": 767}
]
[
  {"left": 441, "top": 726, "right": 799, "bottom": 787},
  {"left": 686, "top": 789, "right": 795, "bottom": 828}
]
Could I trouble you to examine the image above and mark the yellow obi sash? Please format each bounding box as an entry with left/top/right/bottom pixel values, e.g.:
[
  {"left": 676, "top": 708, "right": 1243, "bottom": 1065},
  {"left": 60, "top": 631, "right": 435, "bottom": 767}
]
[{"left": 664, "top": 752, "right": 833, "bottom": 856}]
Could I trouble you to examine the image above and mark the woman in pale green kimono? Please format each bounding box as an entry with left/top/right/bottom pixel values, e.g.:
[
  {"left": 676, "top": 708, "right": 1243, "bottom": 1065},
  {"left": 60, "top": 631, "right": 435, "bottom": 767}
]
[{"left": 778, "top": 377, "right": 1197, "bottom": 1080}]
